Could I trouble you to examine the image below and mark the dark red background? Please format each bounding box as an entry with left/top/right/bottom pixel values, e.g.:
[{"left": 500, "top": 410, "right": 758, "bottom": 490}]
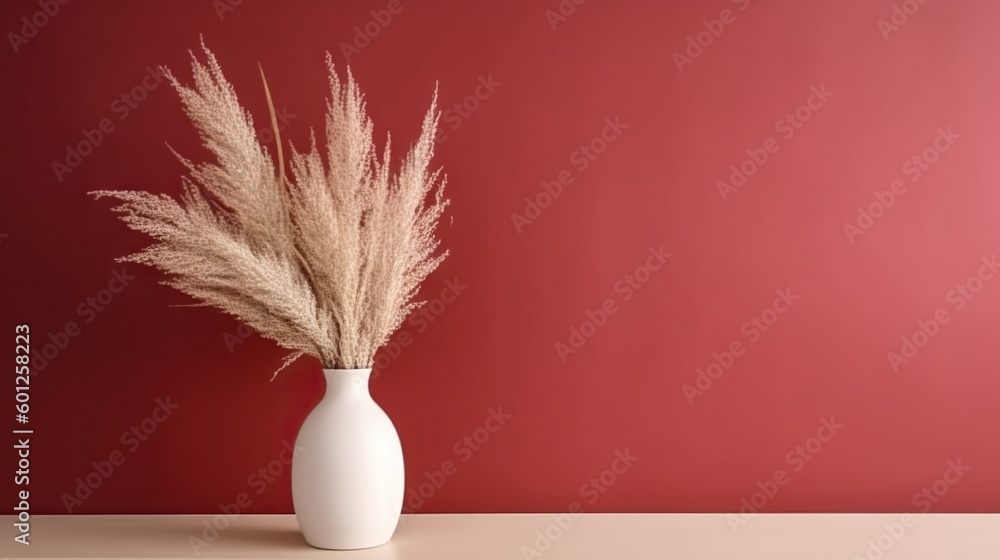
[{"left": 2, "top": 0, "right": 999, "bottom": 515}]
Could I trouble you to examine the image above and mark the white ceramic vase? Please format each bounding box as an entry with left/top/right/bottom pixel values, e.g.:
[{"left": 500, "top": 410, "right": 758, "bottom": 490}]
[{"left": 291, "top": 368, "right": 404, "bottom": 550}]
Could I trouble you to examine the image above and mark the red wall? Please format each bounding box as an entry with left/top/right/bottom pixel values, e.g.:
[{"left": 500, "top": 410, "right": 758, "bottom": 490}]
[{"left": 3, "top": 0, "right": 999, "bottom": 515}]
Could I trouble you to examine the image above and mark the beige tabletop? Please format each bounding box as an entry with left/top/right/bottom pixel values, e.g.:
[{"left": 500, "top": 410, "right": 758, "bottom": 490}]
[{"left": 2, "top": 513, "right": 998, "bottom": 559}]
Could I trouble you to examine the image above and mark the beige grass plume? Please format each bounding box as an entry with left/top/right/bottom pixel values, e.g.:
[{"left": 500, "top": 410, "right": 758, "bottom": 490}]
[{"left": 91, "top": 42, "right": 448, "bottom": 376}]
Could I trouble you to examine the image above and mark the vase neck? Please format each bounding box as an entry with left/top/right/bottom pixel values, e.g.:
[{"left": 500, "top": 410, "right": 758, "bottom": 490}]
[{"left": 322, "top": 368, "right": 372, "bottom": 398}]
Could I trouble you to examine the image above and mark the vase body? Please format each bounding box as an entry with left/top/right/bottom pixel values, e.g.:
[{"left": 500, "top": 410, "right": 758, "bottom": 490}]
[{"left": 291, "top": 368, "right": 404, "bottom": 549}]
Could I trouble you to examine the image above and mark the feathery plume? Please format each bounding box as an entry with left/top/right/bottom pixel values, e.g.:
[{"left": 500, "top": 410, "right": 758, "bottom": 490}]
[{"left": 92, "top": 43, "right": 448, "bottom": 374}]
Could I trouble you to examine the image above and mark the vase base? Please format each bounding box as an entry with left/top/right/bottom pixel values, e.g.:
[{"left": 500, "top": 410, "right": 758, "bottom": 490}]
[{"left": 303, "top": 535, "right": 392, "bottom": 550}]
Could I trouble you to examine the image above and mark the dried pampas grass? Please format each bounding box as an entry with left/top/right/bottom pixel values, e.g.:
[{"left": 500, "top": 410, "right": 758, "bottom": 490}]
[{"left": 92, "top": 42, "right": 448, "bottom": 375}]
